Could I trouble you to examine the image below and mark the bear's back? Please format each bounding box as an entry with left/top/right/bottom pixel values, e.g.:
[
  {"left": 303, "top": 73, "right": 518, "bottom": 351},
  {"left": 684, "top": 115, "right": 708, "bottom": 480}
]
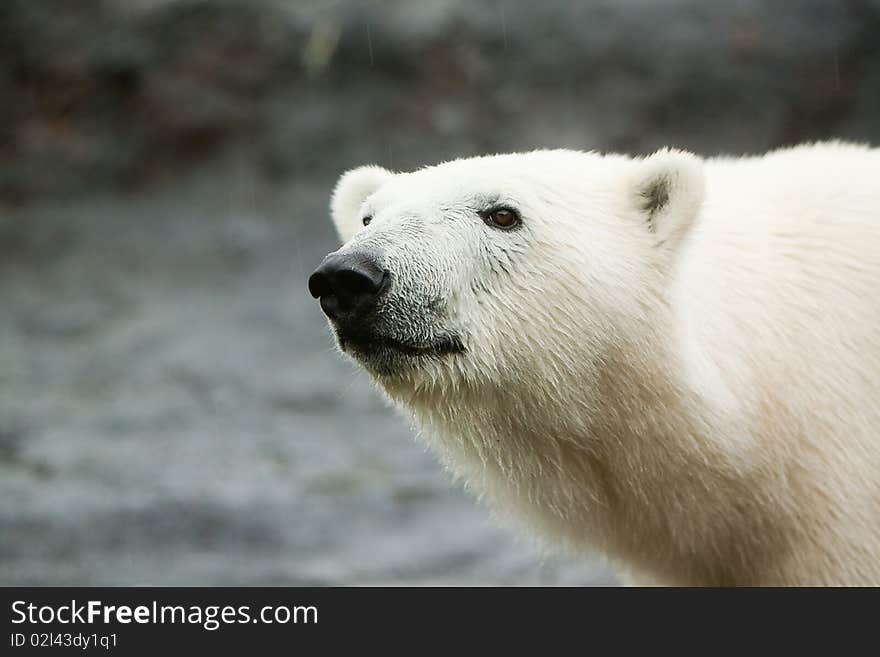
[{"left": 673, "top": 142, "right": 880, "bottom": 570}]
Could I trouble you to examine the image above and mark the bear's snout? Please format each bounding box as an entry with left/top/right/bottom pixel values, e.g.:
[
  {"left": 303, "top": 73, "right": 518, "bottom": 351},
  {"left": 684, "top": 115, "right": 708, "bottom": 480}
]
[{"left": 308, "top": 251, "right": 388, "bottom": 323}]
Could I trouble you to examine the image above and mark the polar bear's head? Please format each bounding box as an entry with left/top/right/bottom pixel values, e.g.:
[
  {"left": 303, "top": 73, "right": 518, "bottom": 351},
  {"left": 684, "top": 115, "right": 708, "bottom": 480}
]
[{"left": 310, "top": 149, "right": 704, "bottom": 400}]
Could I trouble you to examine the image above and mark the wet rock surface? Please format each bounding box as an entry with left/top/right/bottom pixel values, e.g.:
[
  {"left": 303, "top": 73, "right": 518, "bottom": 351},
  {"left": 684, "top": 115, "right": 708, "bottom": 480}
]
[
  {"left": 3, "top": 0, "right": 880, "bottom": 199},
  {"left": 1, "top": 0, "right": 878, "bottom": 584}
]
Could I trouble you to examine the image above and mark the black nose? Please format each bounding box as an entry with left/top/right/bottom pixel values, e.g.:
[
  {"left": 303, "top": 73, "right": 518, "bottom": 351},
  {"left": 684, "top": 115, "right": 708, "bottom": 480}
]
[{"left": 308, "top": 251, "right": 387, "bottom": 320}]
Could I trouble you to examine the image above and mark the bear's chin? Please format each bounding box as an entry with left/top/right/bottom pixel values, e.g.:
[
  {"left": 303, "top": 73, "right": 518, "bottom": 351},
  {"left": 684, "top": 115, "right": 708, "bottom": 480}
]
[{"left": 337, "top": 330, "right": 465, "bottom": 378}]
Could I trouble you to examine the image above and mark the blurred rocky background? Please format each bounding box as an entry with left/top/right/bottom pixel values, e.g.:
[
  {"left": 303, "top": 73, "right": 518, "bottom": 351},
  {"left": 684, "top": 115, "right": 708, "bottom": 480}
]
[{"left": 1, "top": 0, "right": 878, "bottom": 585}]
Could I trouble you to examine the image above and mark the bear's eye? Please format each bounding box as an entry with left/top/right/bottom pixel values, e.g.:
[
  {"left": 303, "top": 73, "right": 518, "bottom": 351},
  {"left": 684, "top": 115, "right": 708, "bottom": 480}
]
[
  {"left": 362, "top": 215, "right": 373, "bottom": 226},
  {"left": 483, "top": 207, "right": 520, "bottom": 229}
]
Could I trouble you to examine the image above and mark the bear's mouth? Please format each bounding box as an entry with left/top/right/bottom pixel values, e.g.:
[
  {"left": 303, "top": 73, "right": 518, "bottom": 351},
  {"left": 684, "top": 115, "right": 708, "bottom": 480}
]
[{"left": 337, "top": 329, "right": 465, "bottom": 360}]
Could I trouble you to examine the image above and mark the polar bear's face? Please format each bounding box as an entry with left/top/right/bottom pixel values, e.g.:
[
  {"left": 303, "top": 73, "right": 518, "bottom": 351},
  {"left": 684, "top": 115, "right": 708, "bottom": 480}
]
[{"left": 311, "top": 150, "right": 704, "bottom": 393}]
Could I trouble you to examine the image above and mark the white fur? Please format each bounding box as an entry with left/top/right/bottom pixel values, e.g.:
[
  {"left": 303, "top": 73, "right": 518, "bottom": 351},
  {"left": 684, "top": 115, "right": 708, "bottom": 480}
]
[{"left": 326, "top": 142, "right": 880, "bottom": 585}]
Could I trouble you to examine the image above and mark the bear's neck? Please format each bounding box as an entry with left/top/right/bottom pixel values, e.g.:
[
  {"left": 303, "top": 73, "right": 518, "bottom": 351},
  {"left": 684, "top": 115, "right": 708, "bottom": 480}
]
[{"left": 394, "top": 321, "right": 782, "bottom": 586}]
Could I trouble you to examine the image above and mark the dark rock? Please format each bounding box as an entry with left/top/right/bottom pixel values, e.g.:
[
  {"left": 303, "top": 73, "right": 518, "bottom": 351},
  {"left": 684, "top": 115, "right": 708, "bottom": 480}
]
[{"left": 1, "top": 0, "right": 878, "bottom": 200}]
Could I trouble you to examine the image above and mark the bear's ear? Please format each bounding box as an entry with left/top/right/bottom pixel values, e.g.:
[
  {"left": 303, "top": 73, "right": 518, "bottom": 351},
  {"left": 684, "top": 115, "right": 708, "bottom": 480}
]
[
  {"left": 629, "top": 148, "right": 705, "bottom": 248},
  {"left": 330, "top": 165, "right": 394, "bottom": 242}
]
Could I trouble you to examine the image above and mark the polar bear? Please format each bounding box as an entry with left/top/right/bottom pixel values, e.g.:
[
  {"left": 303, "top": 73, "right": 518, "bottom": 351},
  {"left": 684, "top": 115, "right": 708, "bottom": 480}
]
[{"left": 308, "top": 142, "right": 880, "bottom": 586}]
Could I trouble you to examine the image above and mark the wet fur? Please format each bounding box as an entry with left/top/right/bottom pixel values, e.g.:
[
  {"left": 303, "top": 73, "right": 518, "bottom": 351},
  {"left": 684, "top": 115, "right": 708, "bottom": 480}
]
[{"left": 324, "top": 142, "right": 880, "bottom": 585}]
